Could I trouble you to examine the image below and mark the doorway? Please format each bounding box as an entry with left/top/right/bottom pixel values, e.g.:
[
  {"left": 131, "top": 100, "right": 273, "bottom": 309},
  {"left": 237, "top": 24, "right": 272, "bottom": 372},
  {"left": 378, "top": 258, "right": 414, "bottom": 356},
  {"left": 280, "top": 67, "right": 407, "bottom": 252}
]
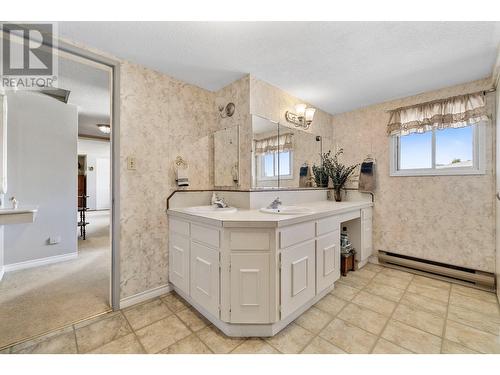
[{"left": 0, "top": 42, "right": 118, "bottom": 349}]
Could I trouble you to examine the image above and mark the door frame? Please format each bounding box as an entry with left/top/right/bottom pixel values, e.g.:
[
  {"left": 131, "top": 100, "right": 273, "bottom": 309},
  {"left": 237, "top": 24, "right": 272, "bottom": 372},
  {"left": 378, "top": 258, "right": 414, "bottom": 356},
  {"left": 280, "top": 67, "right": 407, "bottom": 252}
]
[
  {"left": 56, "top": 40, "right": 122, "bottom": 311},
  {"left": 0, "top": 28, "right": 122, "bottom": 310},
  {"left": 495, "top": 70, "right": 500, "bottom": 302}
]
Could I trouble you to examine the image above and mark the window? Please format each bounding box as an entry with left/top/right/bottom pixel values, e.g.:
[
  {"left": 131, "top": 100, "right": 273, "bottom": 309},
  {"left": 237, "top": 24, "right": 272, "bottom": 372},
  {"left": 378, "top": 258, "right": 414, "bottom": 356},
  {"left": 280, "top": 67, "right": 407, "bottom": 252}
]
[
  {"left": 390, "top": 124, "right": 485, "bottom": 176},
  {"left": 258, "top": 150, "right": 293, "bottom": 180}
]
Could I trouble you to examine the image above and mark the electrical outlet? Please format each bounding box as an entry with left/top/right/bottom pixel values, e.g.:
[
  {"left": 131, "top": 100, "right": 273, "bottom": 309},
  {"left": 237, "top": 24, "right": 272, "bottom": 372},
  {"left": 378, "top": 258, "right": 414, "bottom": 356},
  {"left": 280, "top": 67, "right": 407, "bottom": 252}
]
[
  {"left": 127, "top": 156, "right": 137, "bottom": 170},
  {"left": 49, "top": 236, "right": 61, "bottom": 245}
]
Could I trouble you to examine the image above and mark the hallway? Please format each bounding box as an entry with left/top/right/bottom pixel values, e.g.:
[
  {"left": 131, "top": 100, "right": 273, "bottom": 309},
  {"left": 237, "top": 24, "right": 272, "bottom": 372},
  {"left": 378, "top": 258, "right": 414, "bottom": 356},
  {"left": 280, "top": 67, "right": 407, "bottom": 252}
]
[{"left": 0, "top": 210, "right": 111, "bottom": 348}]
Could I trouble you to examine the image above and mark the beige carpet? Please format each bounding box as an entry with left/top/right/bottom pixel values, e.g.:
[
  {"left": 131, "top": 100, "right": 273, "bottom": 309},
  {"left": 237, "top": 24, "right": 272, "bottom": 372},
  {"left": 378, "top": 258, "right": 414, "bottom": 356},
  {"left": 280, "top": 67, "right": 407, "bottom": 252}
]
[{"left": 0, "top": 210, "right": 111, "bottom": 348}]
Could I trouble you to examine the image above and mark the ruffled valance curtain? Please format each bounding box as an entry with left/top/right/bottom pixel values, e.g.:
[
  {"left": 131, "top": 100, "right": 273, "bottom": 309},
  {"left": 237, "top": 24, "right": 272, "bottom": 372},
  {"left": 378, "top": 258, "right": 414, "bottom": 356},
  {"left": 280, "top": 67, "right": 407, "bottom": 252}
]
[
  {"left": 255, "top": 133, "right": 293, "bottom": 155},
  {"left": 387, "top": 92, "right": 488, "bottom": 136}
]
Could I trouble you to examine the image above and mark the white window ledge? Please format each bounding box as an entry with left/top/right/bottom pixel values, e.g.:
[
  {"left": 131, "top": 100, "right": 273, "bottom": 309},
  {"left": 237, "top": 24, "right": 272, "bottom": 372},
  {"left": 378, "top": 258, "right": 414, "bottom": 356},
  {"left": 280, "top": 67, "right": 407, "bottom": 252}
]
[{"left": 390, "top": 168, "right": 486, "bottom": 177}]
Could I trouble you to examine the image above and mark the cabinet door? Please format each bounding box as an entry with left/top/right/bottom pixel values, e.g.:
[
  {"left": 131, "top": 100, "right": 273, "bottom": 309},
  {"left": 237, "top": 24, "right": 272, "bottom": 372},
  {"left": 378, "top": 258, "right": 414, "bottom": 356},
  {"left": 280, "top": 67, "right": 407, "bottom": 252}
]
[
  {"left": 280, "top": 240, "right": 315, "bottom": 319},
  {"left": 230, "top": 253, "right": 270, "bottom": 323},
  {"left": 190, "top": 241, "right": 220, "bottom": 317},
  {"left": 316, "top": 230, "right": 340, "bottom": 293},
  {"left": 169, "top": 232, "right": 190, "bottom": 295}
]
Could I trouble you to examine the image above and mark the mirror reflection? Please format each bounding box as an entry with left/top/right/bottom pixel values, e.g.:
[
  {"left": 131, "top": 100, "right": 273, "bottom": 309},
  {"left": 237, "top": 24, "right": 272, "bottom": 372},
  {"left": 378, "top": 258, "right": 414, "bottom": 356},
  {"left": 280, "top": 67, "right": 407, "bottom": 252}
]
[
  {"left": 277, "top": 123, "right": 323, "bottom": 188},
  {"left": 252, "top": 115, "right": 279, "bottom": 188},
  {"left": 251, "top": 115, "right": 325, "bottom": 189},
  {"left": 214, "top": 126, "right": 239, "bottom": 187}
]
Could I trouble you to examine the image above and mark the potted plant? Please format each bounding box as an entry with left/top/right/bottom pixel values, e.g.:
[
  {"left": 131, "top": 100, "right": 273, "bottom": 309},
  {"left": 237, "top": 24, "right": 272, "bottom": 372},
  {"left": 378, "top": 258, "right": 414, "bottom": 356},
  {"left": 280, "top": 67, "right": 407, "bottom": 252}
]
[
  {"left": 312, "top": 163, "right": 329, "bottom": 188},
  {"left": 322, "top": 149, "right": 359, "bottom": 202}
]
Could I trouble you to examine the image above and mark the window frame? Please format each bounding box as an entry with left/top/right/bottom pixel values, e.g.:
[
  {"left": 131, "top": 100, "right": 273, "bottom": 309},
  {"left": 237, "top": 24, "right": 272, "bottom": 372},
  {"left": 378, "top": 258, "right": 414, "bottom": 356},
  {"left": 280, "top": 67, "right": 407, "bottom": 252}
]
[
  {"left": 257, "top": 150, "right": 294, "bottom": 181},
  {"left": 389, "top": 122, "right": 486, "bottom": 177}
]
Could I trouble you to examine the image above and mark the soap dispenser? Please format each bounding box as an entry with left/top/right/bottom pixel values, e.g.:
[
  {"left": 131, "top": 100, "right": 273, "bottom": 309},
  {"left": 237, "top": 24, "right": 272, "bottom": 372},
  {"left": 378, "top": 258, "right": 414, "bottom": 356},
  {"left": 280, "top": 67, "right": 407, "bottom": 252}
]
[{"left": 11, "top": 196, "right": 18, "bottom": 209}]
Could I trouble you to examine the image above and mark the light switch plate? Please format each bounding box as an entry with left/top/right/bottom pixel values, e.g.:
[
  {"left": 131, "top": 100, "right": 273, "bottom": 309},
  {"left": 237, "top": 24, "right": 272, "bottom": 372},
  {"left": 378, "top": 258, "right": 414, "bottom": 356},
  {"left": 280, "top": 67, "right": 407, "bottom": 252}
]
[{"left": 127, "top": 156, "right": 137, "bottom": 170}]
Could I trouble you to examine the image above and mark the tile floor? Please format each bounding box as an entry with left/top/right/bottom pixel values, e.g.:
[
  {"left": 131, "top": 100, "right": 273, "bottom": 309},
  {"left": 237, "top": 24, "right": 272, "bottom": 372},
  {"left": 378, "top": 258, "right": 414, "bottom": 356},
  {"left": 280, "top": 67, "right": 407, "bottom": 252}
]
[{"left": 1, "top": 264, "right": 499, "bottom": 354}]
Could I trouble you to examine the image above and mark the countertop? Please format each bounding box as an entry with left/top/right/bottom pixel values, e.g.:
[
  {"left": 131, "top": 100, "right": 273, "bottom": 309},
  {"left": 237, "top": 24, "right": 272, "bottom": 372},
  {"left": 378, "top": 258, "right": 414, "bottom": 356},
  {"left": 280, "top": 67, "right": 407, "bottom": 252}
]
[
  {"left": 167, "top": 200, "right": 373, "bottom": 228},
  {"left": 0, "top": 206, "right": 38, "bottom": 214}
]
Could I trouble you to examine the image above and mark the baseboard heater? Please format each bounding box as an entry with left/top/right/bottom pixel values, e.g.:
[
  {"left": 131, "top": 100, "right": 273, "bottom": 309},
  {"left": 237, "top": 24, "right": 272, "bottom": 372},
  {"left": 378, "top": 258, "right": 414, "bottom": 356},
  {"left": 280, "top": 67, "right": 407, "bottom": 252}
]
[{"left": 378, "top": 251, "right": 496, "bottom": 291}]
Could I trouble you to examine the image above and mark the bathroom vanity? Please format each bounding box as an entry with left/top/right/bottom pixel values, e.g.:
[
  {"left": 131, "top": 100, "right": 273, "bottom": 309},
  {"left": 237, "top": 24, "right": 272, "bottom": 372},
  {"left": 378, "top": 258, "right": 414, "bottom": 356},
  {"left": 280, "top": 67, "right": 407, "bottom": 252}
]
[{"left": 167, "top": 198, "right": 372, "bottom": 337}]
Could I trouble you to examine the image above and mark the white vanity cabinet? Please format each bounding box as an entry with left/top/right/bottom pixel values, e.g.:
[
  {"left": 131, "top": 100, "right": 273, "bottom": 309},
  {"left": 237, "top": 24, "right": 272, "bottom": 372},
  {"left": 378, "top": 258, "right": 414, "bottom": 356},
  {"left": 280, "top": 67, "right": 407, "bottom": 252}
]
[
  {"left": 280, "top": 239, "right": 316, "bottom": 319},
  {"left": 190, "top": 241, "right": 220, "bottom": 317},
  {"left": 230, "top": 252, "right": 271, "bottom": 323},
  {"left": 167, "top": 201, "right": 373, "bottom": 337},
  {"left": 169, "top": 219, "right": 221, "bottom": 317},
  {"left": 316, "top": 230, "right": 341, "bottom": 293},
  {"left": 168, "top": 221, "right": 190, "bottom": 296}
]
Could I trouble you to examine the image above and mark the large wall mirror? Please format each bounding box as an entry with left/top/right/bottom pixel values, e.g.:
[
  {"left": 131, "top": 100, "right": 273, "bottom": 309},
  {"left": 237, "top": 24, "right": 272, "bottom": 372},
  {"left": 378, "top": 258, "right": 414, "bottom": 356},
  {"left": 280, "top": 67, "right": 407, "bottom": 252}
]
[
  {"left": 214, "top": 125, "right": 239, "bottom": 187},
  {"left": 251, "top": 115, "right": 325, "bottom": 189}
]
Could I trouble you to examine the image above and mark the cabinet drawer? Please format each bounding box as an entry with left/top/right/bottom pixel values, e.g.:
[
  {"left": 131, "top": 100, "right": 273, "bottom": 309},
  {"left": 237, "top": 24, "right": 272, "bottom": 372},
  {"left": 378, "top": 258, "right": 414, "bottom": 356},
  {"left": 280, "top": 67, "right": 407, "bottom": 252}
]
[
  {"left": 279, "top": 221, "right": 316, "bottom": 249},
  {"left": 316, "top": 216, "right": 339, "bottom": 236},
  {"left": 192, "top": 224, "right": 220, "bottom": 248},
  {"left": 170, "top": 218, "right": 190, "bottom": 236},
  {"left": 230, "top": 231, "right": 271, "bottom": 251}
]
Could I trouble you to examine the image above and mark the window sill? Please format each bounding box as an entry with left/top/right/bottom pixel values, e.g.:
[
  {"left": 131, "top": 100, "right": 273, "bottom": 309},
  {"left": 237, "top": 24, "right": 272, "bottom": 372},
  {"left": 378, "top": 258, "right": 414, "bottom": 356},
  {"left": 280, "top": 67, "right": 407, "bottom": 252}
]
[
  {"left": 390, "top": 168, "right": 485, "bottom": 177},
  {"left": 257, "top": 176, "right": 294, "bottom": 182}
]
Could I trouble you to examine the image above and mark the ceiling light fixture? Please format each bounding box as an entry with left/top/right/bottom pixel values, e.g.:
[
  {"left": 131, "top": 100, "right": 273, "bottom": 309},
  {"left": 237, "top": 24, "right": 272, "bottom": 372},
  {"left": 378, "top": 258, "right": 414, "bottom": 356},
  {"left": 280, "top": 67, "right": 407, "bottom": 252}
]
[
  {"left": 285, "top": 104, "right": 316, "bottom": 130},
  {"left": 97, "top": 124, "right": 111, "bottom": 134}
]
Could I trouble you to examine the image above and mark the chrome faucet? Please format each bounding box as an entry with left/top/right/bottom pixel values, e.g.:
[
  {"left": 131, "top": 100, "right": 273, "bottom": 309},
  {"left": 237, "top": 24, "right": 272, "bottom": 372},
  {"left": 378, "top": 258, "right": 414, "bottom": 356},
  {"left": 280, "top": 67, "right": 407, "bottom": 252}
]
[
  {"left": 214, "top": 197, "right": 229, "bottom": 209},
  {"left": 267, "top": 197, "right": 282, "bottom": 210},
  {"left": 211, "top": 192, "right": 229, "bottom": 208}
]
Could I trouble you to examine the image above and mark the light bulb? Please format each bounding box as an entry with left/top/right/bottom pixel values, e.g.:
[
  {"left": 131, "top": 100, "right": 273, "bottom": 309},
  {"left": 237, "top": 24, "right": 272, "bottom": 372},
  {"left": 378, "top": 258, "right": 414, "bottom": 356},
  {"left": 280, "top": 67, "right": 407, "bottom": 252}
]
[
  {"left": 305, "top": 107, "right": 316, "bottom": 123},
  {"left": 294, "top": 103, "right": 307, "bottom": 117}
]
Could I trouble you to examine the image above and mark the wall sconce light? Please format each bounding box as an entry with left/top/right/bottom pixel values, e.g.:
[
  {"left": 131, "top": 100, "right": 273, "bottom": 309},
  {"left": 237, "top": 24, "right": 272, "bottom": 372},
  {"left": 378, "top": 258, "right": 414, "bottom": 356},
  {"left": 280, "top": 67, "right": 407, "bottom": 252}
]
[
  {"left": 285, "top": 104, "right": 316, "bottom": 130},
  {"left": 97, "top": 124, "right": 111, "bottom": 134},
  {"left": 218, "top": 102, "right": 236, "bottom": 118}
]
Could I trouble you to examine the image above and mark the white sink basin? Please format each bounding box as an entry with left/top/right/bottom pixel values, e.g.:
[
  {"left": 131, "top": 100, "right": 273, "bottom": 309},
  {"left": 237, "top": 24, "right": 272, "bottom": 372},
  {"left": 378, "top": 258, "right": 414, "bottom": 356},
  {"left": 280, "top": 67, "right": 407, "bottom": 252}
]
[
  {"left": 260, "top": 206, "right": 315, "bottom": 215},
  {"left": 184, "top": 205, "right": 237, "bottom": 214},
  {"left": 0, "top": 207, "right": 38, "bottom": 225}
]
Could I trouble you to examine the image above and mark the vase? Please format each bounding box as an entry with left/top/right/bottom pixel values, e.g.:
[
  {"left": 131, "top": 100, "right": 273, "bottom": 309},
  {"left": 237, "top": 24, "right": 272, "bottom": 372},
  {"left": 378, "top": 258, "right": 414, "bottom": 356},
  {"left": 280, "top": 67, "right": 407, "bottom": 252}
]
[{"left": 334, "top": 187, "right": 342, "bottom": 202}]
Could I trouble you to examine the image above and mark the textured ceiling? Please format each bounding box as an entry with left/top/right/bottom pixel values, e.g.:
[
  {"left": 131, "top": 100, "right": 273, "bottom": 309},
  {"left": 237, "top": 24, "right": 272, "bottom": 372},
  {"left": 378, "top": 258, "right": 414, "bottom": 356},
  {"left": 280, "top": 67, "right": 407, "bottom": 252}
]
[
  {"left": 59, "top": 22, "right": 500, "bottom": 114},
  {"left": 58, "top": 56, "right": 111, "bottom": 138}
]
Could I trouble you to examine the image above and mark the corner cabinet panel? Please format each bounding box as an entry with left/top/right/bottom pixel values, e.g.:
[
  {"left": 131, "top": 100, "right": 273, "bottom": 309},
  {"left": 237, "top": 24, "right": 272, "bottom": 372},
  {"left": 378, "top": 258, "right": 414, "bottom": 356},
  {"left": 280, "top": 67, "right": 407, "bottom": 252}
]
[
  {"left": 360, "top": 208, "right": 373, "bottom": 262},
  {"left": 169, "top": 232, "right": 190, "bottom": 295},
  {"left": 190, "top": 242, "right": 220, "bottom": 317},
  {"left": 280, "top": 240, "right": 315, "bottom": 320},
  {"left": 230, "top": 253, "right": 270, "bottom": 323},
  {"left": 316, "top": 231, "right": 340, "bottom": 293}
]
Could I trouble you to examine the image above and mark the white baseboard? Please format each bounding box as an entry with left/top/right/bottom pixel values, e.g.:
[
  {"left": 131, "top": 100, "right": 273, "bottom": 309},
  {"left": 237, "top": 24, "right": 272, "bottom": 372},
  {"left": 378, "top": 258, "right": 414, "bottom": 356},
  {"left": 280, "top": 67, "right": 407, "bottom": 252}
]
[
  {"left": 119, "top": 284, "right": 172, "bottom": 309},
  {"left": 3, "top": 252, "right": 78, "bottom": 272},
  {"left": 0, "top": 266, "right": 4, "bottom": 282}
]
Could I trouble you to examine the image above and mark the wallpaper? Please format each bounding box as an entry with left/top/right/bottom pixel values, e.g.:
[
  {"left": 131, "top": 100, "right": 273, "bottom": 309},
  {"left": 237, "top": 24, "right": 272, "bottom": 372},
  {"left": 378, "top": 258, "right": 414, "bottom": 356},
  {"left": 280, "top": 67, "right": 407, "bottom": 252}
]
[
  {"left": 332, "top": 78, "right": 496, "bottom": 272},
  {"left": 119, "top": 62, "right": 216, "bottom": 298}
]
